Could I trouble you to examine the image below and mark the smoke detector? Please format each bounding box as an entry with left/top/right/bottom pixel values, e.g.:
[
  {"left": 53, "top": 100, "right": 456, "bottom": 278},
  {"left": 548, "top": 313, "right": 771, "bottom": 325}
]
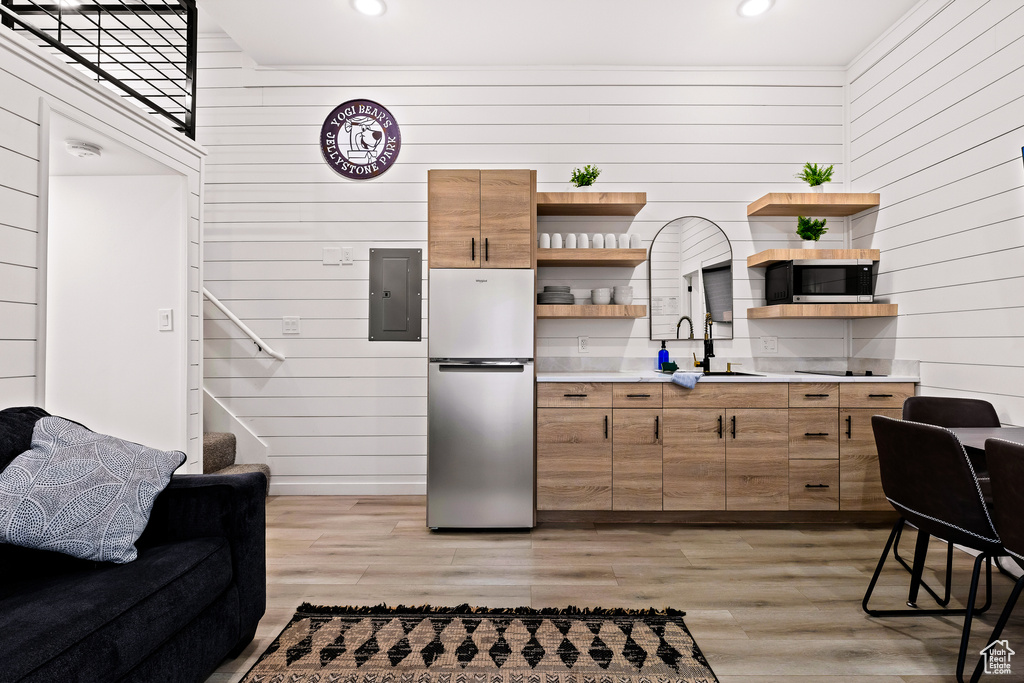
[{"left": 65, "top": 140, "right": 102, "bottom": 158}]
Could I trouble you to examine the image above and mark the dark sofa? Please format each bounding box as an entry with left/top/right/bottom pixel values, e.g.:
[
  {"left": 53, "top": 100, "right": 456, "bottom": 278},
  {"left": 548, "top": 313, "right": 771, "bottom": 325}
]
[{"left": 0, "top": 471, "right": 267, "bottom": 683}]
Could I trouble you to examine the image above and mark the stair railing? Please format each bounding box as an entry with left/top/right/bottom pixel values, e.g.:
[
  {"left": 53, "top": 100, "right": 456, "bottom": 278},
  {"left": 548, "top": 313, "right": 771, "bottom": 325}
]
[{"left": 203, "top": 287, "right": 285, "bottom": 362}]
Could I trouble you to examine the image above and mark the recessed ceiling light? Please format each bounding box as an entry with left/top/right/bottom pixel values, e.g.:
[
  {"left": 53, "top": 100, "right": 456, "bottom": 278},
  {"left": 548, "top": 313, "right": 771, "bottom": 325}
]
[
  {"left": 738, "top": 0, "right": 774, "bottom": 17},
  {"left": 65, "top": 140, "right": 102, "bottom": 158},
  {"left": 352, "top": 0, "right": 386, "bottom": 16}
]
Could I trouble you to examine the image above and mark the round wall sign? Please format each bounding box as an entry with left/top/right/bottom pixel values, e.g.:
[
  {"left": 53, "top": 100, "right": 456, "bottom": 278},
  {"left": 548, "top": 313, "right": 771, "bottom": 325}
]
[{"left": 320, "top": 99, "right": 401, "bottom": 180}]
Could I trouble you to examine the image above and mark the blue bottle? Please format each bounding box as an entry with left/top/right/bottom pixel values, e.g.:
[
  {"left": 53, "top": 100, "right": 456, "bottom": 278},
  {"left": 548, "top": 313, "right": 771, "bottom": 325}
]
[{"left": 658, "top": 341, "right": 669, "bottom": 370}]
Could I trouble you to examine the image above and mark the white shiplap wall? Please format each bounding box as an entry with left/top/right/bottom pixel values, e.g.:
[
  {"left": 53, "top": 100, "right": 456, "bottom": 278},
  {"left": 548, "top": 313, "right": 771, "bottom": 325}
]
[
  {"left": 197, "top": 31, "right": 855, "bottom": 494},
  {"left": 0, "top": 29, "right": 205, "bottom": 464},
  {"left": 848, "top": 0, "right": 1024, "bottom": 426}
]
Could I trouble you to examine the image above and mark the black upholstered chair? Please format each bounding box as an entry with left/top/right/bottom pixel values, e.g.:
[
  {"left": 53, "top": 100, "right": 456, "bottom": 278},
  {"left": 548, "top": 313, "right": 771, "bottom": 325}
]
[
  {"left": 864, "top": 415, "right": 1000, "bottom": 683},
  {"left": 893, "top": 397, "right": 1002, "bottom": 607},
  {"left": 969, "top": 438, "right": 1024, "bottom": 682}
]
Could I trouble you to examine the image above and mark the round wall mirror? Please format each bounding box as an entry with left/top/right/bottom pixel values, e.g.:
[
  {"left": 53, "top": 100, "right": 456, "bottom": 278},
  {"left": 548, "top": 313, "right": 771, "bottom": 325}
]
[{"left": 648, "top": 216, "right": 733, "bottom": 341}]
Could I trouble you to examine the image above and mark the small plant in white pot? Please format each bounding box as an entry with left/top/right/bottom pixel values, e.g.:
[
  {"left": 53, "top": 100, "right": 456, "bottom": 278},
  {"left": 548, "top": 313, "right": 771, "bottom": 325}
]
[
  {"left": 796, "top": 216, "right": 827, "bottom": 249},
  {"left": 795, "top": 162, "right": 834, "bottom": 192},
  {"left": 570, "top": 164, "right": 601, "bottom": 190}
]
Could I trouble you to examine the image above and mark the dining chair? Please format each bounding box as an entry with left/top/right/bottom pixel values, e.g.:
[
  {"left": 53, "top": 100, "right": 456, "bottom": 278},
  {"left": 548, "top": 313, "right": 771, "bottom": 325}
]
[
  {"left": 894, "top": 397, "right": 1002, "bottom": 607},
  {"left": 968, "top": 438, "right": 1024, "bottom": 682},
  {"left": 864, "top": 415, "right": 1000, "bottom": 683}
]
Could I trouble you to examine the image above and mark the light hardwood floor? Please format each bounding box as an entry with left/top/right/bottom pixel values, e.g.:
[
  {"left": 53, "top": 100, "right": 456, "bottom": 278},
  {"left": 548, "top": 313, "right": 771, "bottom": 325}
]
[{"left": 207, "top": 496, "right": 1024, "bottom": 682}]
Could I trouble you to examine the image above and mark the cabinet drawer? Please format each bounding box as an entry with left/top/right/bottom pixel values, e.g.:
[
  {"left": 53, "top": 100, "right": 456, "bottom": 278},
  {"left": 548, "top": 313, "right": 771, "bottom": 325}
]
[
  {"left": 664, "top": 382, "right": 788, "bottom": 409},
  {"left": 789, "top": 461, "right": 839, "bottom": 511},
  {"left": 538, "top": 382, "right": 612, "bottom": 408},
  {"left": 789, "top": 409, "right": 839, "bottom": 459},
  {"left": 839, "top": 383, "right": 914, "bottom": 409},
  {"left": 613, "top": 383, "right": 663, "bottom": 408},
  {"left": 789, "top": 383, "right": 839, "bottom": 408}
]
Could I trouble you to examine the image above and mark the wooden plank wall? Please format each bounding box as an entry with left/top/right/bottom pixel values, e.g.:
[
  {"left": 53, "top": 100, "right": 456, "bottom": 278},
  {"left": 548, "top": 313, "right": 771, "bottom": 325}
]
[
  {"left": 196, "top": 32, "right": 851, "bottom": 494},
  {"left": 847, "top": 0, "right": 1024, "bottom": 425},
  {"left": 0, "top": 29, "right": 206, "bottom": 464}
]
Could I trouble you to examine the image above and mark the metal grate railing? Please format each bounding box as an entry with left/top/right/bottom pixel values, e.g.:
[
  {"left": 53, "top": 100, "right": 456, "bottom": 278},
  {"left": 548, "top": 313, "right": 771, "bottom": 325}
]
[{"left": 1, "top": 0, "right": 197, "bottom": 139}]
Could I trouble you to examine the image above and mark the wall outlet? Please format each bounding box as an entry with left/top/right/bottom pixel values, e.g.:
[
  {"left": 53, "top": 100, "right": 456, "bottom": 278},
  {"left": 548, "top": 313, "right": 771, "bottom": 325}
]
[
  {"left": 578, "top": 336, "right": 589, "bottom": 353},
  {"left": 341, "top": 246, "right": 354, "bottom": 265},
  {"left": 760, "top": 335, "right": 778, "bottom": 354},
  {"left": 283, "top": 316, "right": 301, "bottom": 334},
  {"left": 322, "top": 247, "right": 341, "bottom": 265}
]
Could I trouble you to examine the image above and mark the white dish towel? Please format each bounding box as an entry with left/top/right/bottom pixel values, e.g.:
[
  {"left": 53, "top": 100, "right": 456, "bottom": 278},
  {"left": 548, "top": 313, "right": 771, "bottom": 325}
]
[{"left": 671, "top": 371, "right": 703, "bottom": 389}]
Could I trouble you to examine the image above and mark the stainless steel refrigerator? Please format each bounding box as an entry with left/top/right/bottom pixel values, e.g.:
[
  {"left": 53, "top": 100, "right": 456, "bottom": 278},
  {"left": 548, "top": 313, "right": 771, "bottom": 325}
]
[{"left": 427, "top": 268, "right": 535, "bottom": 529}]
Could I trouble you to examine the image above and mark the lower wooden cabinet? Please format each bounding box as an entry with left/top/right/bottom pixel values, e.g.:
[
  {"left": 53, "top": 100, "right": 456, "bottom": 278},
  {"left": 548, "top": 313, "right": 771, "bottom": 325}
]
[
  {"left": 840, "top": 408, "right": 901, "bottom": 511},
  {"left": 725, "top": 408, "right": 789, "bottom": 510},
  {"left": 536, "top": 408, "right": 611, "bottom": 510},
  {"left": 612, "top": 409, "right": 662, "bottom": 511},
  {"left": 664, "top": 409, "right": 725, "bottom": 510},
  {"left": 789, "top": 460, "right": 840, "bottom": 510}
]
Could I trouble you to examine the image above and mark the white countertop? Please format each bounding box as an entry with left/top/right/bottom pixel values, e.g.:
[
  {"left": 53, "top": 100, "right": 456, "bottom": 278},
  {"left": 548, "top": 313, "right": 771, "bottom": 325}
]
[{"left": 537, "top": 371, "right": 920, "bottom": 383}]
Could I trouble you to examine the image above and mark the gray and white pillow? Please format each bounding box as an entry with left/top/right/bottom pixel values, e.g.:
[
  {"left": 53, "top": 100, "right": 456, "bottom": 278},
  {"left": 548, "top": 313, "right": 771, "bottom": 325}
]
[{"left": 0, "top": 416, "right": 185, "bottom": 563}]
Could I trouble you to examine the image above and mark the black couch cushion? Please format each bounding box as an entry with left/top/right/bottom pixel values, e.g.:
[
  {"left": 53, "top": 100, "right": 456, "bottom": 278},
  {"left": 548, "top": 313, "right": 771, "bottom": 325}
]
[
  {"left": 0, "top": 407, "right": 49, "bottom": 473},
  {"left": 0, "top": 537, "right": 234, "bottom": 682}
]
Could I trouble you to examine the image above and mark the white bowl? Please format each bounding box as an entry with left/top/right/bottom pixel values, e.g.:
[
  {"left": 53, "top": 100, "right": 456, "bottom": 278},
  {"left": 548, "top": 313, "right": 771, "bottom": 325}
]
[{"left": 591, "top": 288, "right": 612, "bottom": 305}]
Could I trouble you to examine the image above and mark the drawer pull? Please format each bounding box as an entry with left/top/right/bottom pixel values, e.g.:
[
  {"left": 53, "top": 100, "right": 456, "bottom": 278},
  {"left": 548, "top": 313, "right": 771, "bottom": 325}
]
[
  {"left": 868, "top": 394, "right": 894, "bottom": 398},
  {"left": 804, "top": 393, "right": 830, "bottom": 398},
  {"left": 846, "top": 414, "right": 853, "bottom": 438},
  {"left": 485, "top": 237, "right": 489, "bottom": 262},
  {"left": 731, "top": 415, "right": 737, "bottom": 439},
  {"left": 471, "top": 237, "right": 475, "bottom": 261},
  {"left": 717, "top": 415, "right": 723, "bottom": 439},
  {"left": 626, "top": 393, "right": 651, "bottom": 398},
  {"left": 604, "top": 414, "right": 609, "bottom": 439},
  {"left": 563, "top": 393, "right": 588, "bottom": 398},
  {"left": 805, "top": 484, "right": 830, "bottom": 489},
  {"left": 804, "top": 432, "right": 830, "bottom": 437},
  {"left": 654, "top": 415, "right": 659, "bottom": 440}
]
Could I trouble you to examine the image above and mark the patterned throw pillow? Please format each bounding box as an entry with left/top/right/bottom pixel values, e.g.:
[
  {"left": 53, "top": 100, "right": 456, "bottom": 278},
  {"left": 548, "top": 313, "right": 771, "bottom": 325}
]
[{"left": 0, "top": 416, "right": 185, "bottom": 563}]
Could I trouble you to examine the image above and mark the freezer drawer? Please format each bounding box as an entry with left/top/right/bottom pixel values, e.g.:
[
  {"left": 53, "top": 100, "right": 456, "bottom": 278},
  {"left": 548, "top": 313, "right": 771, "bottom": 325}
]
[
  {"left": 427, "top": 361, "right": 535, "bottom": 528},
  {"left": 428, "top": 269, "right": 535, "bottom": 360}
]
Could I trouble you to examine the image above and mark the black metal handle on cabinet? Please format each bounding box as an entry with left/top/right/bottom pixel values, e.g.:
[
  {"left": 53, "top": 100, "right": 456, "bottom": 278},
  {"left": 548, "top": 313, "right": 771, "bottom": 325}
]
[
  {"left": 846, "top": 414, "right": 853, "bottom": 438},
  {"left": 804, "top": 432, "right": 830, "bottom": 437},
  {"left": 869, "top": 394, "right": 894, "bottom": 398},
  {"left": 485, "top": 237, "right": 489, "bottom": 261},
  {"left": 731, "top": 415, "right": 737, "bottom": 439},
  {"left": 805, "top": 394, "right": 830, "bottom": 398},
  {"left": 627, "top": 394, "right": 651, "bottom": 398},
  {"left": 655, "top": 416, "right": 659, "bottom": 440},
  {"left": 717, "top": 415, "right": 723, "bottom": 439},
  {"left": 805, "top": 484, "right": 830, "bottom": 489},
  {"left": 471, "top": 237, "right": 476, "bottom": 261},
  {"left": 604, "top": 414, "right": 609, "bottom": 439},
  {"left": 564, "top": 393, "right": 588, "bottom": 398}
]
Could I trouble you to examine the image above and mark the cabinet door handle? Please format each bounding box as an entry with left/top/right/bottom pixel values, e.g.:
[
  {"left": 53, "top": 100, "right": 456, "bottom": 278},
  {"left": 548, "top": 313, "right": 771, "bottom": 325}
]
[
  {"left": 805, "top": 393, "right": 830, "bottom": 398},
  {"left": 805, "top": 484, "right": 830, "bottom": 489},
  {"left": 485, "top": 237, "right": 489, "bottom": 262},
  {"left": 654, "top": 415, "right": 659, "bottom": 440},
  {"left": 471, "top": 237, "right": 476, "bottom": 261},
  {"left": 563, "top": 393, "right": 588, "bottom": 398},
  {"left": 717, "top": 415, "right": 723, "bottom": 439},
  {"left": 846, "top": 414, "right": 853, "bottom": 438},
  {"left": 868, "top": 394, "right": 893, "bottom": 398},
  {"left": 731, "top": 415, "right": 737, "bottom": 439},
  {"left": 626, "top": 393, "right": 651, "bottom": 398},
  {"left": 604, "top": 414, "right": 609, "bottom": 439},
  {"left": 804, "top": 432, "right": 830, "bottom": 437}
]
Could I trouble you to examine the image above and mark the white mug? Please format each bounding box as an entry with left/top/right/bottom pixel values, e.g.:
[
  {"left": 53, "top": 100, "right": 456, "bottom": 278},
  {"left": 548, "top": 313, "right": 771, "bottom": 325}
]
[
  {"left": 578, "top": 233, "right": 590, "bottom": 249},
  {"left": 565, "top": 233, "right": 577, "bottom": 249},
  {"left": 539, "top": 233, "right": 551, "bottom": 249},
  {"left": 592, "top": 233, "right": 604, "bottom": 249},
  {"left": 551, "top": 233, "right": 563, "bottom": 249},
  {"left": 605, "top": 233, "right": 617, "bottom": 249},
  {"left": 629, "top": 234, "right": 642, "bottom": 249},
  {"left": 617, "top": 234, "right": 630, "bottom": 249}
]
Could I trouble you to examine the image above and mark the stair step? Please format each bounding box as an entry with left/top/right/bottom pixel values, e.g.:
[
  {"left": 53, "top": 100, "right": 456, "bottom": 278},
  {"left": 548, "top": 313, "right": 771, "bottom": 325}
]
[{"left": 203, "top": 431, "right": 236, "bottom": 474}]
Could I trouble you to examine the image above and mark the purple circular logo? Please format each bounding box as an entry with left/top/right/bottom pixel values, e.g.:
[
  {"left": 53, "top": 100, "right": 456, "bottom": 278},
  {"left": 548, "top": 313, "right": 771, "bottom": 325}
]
[{"left": 320, "top": 99, "right": 401, "bottom": 180}]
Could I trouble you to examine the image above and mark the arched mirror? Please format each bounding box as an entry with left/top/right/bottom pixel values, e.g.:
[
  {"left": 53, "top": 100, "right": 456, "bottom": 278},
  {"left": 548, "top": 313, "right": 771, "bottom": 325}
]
[{"left": 649, "top": 216, "right": 733, "bottom": 341}]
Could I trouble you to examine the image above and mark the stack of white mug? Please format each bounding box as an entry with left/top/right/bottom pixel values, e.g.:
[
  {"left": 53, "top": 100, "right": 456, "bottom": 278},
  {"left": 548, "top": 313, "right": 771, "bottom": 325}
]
[{"left": 540, "top": 233, "right": 643, "bottom": 249}]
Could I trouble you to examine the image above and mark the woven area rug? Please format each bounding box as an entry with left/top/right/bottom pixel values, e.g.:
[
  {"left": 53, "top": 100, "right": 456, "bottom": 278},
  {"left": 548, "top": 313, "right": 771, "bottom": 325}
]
[{"left": 240, "top": 604, "right": 718, "bottom": 683}]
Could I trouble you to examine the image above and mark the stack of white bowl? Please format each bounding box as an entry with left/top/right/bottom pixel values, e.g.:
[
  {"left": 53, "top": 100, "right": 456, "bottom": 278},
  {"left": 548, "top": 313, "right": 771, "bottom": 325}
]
[
  {"left": 613, "top": 286, "right": 633, "bottom": 304},
  {"left": 591, "top": 288, "right": 612, "bottom": 305}
]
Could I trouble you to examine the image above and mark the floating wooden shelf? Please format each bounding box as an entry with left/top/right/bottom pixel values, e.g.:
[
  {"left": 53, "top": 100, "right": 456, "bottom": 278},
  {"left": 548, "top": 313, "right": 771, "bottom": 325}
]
[
  {"left": 747, "top": 304, "right": 898, "bottom": 319},
  {"left": 746, "top": 193, "right": 881, "bottom": 217},
  {"left": 537, "top": 304, "right": 647, "bottom": 319},
  {"left": 537, "top": 192, "right": 647, "bottom": 216},
  {"left": 537, "top": 248, "right": 647, "bottom": 267},
  {"left": 747, "top": 249, "right": 881, "bottom": 268}
]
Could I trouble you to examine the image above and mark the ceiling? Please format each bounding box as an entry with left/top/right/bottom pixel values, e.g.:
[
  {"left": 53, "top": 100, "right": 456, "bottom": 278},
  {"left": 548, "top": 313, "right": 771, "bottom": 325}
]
[{"left": 198, "top": 0, "right": 922, "bottom": 68}]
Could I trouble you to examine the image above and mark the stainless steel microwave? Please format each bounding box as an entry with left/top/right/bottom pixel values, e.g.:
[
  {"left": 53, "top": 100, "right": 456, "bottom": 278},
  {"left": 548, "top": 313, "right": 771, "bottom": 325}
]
[{"left": 764, "top": 259, "right": 878, "bottom": 304}]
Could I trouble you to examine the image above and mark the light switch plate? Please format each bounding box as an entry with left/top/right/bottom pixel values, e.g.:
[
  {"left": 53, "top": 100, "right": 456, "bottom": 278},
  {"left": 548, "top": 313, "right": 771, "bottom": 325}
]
[
  {"left": 283, "top": 316, "right": 301, "bottom": 334},
  {"left": 760, "top": 336, "right": 778, "bottom": 354},
  {"left": 323, "top": 247, "right": 341, "bottom": 265},
  {"left": 158, "top": 308, "right": 173, "bottom": 331}
]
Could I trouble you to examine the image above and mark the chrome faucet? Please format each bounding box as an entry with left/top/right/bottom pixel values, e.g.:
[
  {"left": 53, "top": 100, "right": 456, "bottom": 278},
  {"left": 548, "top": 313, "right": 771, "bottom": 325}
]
[{"left": 676, "top": 315, "right": 693, "bottom": 339}]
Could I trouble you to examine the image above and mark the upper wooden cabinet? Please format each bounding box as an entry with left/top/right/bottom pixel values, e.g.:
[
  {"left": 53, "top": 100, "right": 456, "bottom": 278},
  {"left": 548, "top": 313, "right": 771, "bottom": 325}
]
[{"left": 427, "top": 169, "right": 535, "bottom": 269}]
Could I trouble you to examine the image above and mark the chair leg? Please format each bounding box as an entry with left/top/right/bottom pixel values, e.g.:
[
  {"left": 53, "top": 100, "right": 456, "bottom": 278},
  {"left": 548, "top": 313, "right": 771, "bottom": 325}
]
[
  {"left": 969, "top": 574, "right": 1024, "bottom": 683},
  {"left": 893, "top": 525, "right": 956, "bottom": 607},
  {"left": 907, "top": 530, "right": 931, "bottom": 607},
  {"left": 955, "top": 554, "right": 993, "bottom": 683}
]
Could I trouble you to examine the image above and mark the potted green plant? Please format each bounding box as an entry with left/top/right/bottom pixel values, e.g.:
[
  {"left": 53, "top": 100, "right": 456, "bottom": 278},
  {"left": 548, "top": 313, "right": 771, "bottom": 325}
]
[
  {"left": 796, "top": 215, "right": 827, "bottom": 249},
  {"left": 795, "top": 162, "right": 834, "bottom": 192},
  {"left": 570, "top": 164, "right": 601, "bottom": 189}
]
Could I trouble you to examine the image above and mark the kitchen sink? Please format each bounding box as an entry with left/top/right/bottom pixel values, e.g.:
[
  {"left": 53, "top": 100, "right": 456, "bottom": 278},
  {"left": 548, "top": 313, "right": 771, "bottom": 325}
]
[{"left": 701, "top": 371, "right": 764, "bottom": 376}]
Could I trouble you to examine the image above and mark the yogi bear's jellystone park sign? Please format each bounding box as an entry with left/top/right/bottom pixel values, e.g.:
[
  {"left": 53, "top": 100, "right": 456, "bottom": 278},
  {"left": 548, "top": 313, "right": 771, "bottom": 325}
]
[{"left": 320, "top": 99, "right": 402, "bottom": 179}]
